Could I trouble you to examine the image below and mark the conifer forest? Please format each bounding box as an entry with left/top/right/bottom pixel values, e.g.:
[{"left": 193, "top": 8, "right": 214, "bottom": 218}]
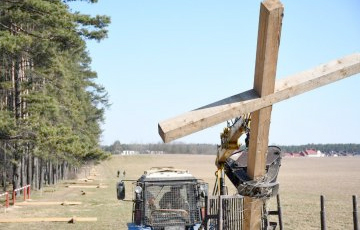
[{"left": 0, "top": 0, "right": 110, "bottom": 192}]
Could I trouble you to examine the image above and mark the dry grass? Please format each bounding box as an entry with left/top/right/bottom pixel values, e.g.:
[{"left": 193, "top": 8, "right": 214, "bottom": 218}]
[
  {"left": 0, "top": 154, "right": 359, "bottom": 229},
  {"left": 273, "top": 157, "right": 360, "bottom": 230}
]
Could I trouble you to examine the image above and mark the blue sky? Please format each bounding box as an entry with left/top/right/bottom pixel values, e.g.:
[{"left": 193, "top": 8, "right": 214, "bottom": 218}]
[{"left": 68, "top": 0, "right": 360, "bottom": 146}]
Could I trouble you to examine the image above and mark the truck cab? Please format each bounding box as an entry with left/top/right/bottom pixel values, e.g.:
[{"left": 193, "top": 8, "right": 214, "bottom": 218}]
[{"left": 117, "top": 167, "right": 208, "bottom": 230}]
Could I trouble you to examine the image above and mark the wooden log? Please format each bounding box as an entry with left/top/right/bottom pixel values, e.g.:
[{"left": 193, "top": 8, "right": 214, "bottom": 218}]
[
  {"left": 14, "top": 201, "right": 82, "bottom": 206},
  {"left": 0, "top": 217, "right": 97, "bottom": 223},
  {"left": 158, "top": 52, "right": 360, "bottom": 143},
  {"left": 77, "top": 178, "right": 94, "bottom": 182},
  {"left": 66, "top": 185, "right": 108, "bottom": 188},
  {"left": 245, "top": 0, "right": 283, "bottom": 229},
  {"left": 64, "top": 181, "right": 107, "bottom": 186}
]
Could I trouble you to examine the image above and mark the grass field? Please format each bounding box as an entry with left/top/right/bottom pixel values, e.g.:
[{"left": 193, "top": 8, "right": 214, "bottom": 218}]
[{"left": 0, "top": 154, "right": 359, "bottom": 229}]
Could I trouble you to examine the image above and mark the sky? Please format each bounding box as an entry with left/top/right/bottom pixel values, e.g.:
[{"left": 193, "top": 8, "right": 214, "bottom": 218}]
[{"left": 68, "top": 0, "right": 360, "bottom": 146}]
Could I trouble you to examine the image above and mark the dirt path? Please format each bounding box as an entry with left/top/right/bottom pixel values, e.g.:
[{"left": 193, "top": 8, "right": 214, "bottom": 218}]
[
  {"left": 0, "top": 154, "right": 218, "bottom": 230},
  {"left": 0, "top": 158, "right": 131, "bottom": 230}
]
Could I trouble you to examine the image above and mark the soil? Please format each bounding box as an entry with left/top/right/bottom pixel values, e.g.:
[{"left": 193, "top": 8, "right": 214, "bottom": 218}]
[{"left": 0, "top": 154, "right": 359, "bottom": 230}]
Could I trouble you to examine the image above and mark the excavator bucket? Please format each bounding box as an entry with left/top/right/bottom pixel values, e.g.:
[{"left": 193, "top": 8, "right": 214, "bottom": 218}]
[{"left": 224, "top": 146, "right": 282, "bottom": 198}]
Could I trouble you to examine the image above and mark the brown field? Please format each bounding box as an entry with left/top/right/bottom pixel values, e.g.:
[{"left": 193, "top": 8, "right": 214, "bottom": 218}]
[{"left": 0, "top": 154, "right": 359, "bottom": 229}]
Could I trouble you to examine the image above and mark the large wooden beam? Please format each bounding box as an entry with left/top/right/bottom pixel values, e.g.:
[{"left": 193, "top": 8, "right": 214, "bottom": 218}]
[
  {"left": 248, "top": 0, "right": 283, "bottom": 179},
  {"left": 158, "top": 52, "right": 360, "bottom": 143},
  {"left": 244, "top": 0, "right": 283, "bottom": 229}
]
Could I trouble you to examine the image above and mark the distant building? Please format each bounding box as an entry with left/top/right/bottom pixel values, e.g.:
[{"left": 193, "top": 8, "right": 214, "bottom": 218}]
[
  {"left": 144, "top": 150, "right": 164, "bottom": 154},
  {"left": 121, "top": 150, "right": 139, "bottom": 155},
  {"left": 283, "top": 152, "right": 304, "bottom": 157},
  {"left": 301, "top": 149, "right": 324, "bottom": 157},
  {"left": 283, "top": 149, "right": 325, "bottom": 157},
  {"left": 283, "top": 149, "right": 357, "bottom": 158}
]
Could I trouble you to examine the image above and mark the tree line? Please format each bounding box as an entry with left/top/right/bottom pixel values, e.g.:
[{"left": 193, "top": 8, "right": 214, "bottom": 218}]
[
  {"left": 102, "top": 141, "right": 218, "bottom": 155},
  {"left": 0, "top": 0, "right": 110, "bottom": 192},
  {"left": 278, "top": 143, "right": 360, "bottom": 154},
  {"left": 103, "top": 141, "right": 360, "bottom": 155}
]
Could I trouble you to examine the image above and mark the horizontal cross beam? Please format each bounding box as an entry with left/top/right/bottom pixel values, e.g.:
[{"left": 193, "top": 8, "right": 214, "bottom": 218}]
[{"left": 158, "top": 53, "right": 360, "bottom": 143}]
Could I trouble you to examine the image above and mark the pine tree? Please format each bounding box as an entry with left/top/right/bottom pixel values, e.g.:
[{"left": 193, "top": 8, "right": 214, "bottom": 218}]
[{"left": 0, "top": 0, "right": 110, "bottom": 191}]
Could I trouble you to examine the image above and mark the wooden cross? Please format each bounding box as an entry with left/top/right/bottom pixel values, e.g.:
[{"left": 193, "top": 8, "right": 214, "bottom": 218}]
[{"left": 158, "top": 0, "right": 360, "bottom": 229}]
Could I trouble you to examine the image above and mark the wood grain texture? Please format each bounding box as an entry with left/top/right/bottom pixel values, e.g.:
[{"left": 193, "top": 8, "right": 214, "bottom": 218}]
[
  {"left": 158, "top": 53, "right": 360, "bottom": 143},
  {"left": 245, "top": 0, "right": 283, "bottom": 228},
  {"left": 247, "top": 0, "right": 283, "bottom": 179}
]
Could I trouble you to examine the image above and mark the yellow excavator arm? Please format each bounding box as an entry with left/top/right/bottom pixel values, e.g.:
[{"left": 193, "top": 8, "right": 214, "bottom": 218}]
[
  {"left": 216, "top": 114, "right": 251, "bottom": 166},
  {"left": 213, "top": 114, "right": 251, "bottom": 195}
]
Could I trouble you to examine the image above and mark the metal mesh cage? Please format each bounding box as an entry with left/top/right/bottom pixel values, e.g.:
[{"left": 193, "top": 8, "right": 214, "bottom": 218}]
[
  {"left": 143, "top": 182, "right": 201, "bottom": 228},
  {"left": 207, "top": 195, "right": 244, "bottom": 230}
]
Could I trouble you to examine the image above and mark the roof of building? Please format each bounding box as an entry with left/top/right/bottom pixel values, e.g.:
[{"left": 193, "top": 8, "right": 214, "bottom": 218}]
[{"left": 304, "top": 149, "right": 317, "bottom": 155}]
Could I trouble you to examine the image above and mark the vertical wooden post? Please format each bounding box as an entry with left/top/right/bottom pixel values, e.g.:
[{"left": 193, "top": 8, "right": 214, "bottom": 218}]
[
  {"left": 244, "top": 0, "right": 283, "bottom": 229},
  {"left": 27, "top": 185, "right": 31, "bottom": 199},
  {"left": 354, "top": 195, "right": 359, "bottom": 230},
  {"left": 320, "top": 195, "right": 327, "bottom": 230},
  {"left": 23, "top": 186, "right": 26, "bottom": 200},
  {"left": 12, "top": 190, "right": 16, "bottom": 205},
  {"left": 277, "top": 194, "right": 283, "bottom": 230},
  {"left": 5, "top": 192, "right": 9, "bottom": 208}
]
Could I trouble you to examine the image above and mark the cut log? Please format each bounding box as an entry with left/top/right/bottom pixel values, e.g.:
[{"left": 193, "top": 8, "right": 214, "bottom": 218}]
[
  {"left": 14, "top": 201, "right": 82, "bottom": 206},
  {"left": 0, "top": 217, "right": 97, "bottom": 223},
  {"left": 66, "top": 185, "right": 108, "bottom": 188}
]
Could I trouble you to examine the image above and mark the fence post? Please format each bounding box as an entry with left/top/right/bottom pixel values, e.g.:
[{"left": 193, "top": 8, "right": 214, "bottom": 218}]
[
  {"left": 24, "top": 186, "right": 27, "bottom": 201},
  {"left": 320, "top": 195, "right": 326, "bottom": 230},
  {"left": 27, "top": 185, "right": 31, "bottom": 199},
  {"left": 5, "top": 192, "right": 9, "bottom": 208},
  {"left": 277, "top": 194, "right": 283, "bottom": 230},
  {"left": 12, "top": 190, "right": 16, "bottom": 205},
  {"left": 354, "top": 195, "right": 359, "bottom": 230}
]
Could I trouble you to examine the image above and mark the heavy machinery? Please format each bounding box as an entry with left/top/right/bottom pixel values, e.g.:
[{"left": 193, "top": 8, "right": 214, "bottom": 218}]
[
  {"left": 214, "top": 114, "right": 281, "bottom": 198},
  {"left": 208, "top": 114, "right": 283, "bottom": 230},
  {"left": 117, "top": 115, "right": 282, "bottom": 230},
  {"left": 117, "top": 167, "right": 208, "bottom": 230}
]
